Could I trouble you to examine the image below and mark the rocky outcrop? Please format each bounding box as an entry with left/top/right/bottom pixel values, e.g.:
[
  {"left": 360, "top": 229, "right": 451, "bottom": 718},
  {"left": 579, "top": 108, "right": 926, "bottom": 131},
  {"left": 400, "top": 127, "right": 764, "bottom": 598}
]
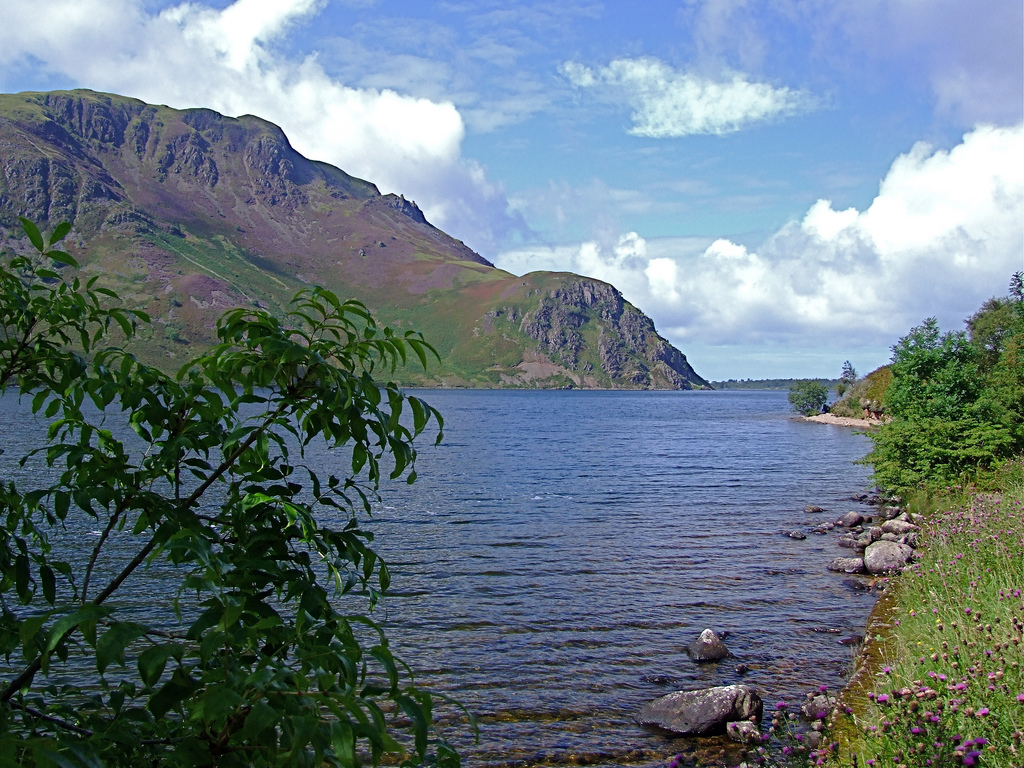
[
  {"left": 518, "top": 279, "right": 709, "bottom": 390},
  {"left": 636, "top": 685, "right": 763, "bottom": 736}
]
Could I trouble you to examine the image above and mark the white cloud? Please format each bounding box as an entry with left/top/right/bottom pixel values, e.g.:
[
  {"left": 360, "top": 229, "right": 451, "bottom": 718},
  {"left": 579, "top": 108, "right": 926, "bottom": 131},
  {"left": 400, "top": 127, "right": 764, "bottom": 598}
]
[
  {"left": 561, "top": 56, "right": 811, "bottom": 137},
  {"left": 495, "top": 123, "right": 1024, "bottom": 368},
  {"left": 0, "top": 0, "right": 520, "bottom": 255}
]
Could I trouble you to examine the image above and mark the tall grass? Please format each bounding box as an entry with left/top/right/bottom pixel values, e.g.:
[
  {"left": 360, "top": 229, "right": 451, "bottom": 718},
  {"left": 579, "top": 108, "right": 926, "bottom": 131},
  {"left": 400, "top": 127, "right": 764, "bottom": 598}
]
[{"left": 830, "top": 463, "right": 1024, "bottom": 767}]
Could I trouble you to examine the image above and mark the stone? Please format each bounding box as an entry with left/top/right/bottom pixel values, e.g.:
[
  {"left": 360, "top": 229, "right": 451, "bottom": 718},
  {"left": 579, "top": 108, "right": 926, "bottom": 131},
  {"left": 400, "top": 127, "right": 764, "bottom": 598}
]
[
  {"left": 837, "top": 511, "right": 865, "bottom": 527},
  {"left": 636, "top": 685, "right": 763, "bottom": 736},
  {"left": 801, "top": 693, "right": 837, "bottom": 720},
  {"left": 686, "top": 629, "right": 730, "bottom": 662},
  {"left": 804, "top": 505, "right": 825, "bottom": 513},
  {"left": 837, "top": 536, "right": 866, "bottom": 550},
  {"left": 841, "top": 578, "right": 872, "bottom": 592},
  {"left": 868, "top": 526, "right": 883, "bottom": 541},
  {"left": 788, "top": 530, "right": 807, "bottom": 540},
  {"left": 735, "top": 663, "right": 750, "bottom": 675},
  {"left": 881, "top": 519, "right": 919, "bottom": 535},
  {"left": 726, "top": 720, "right": 762, "bottom": 744},
  {"left": 827, "top": 557, "right": 866, "bottom": 574},
  {"left": 880, "top": 532, "right": 901, "bottom": 542},
  {"left": 864, "top": 540, "right": 914, "bottom": 574}
]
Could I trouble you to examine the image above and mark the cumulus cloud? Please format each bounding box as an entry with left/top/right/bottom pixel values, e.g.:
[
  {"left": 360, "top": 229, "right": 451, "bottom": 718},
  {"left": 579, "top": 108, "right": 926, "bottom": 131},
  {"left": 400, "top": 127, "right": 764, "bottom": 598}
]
[
  {"left": 495, "top": 123, "right": 1024, "bottom": 367},
  {"left": 561, "top": 57, "right": 811, "bottom": 137},
  {"left": 0, "top": 0, "right": 520, "bottom": 254}
]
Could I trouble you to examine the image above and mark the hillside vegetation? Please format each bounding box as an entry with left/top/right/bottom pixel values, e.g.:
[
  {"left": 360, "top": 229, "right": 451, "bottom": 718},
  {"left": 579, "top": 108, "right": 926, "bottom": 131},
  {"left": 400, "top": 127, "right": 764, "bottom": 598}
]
[{"left": 0, "top": 89, "right": 707, "bottom": 390}]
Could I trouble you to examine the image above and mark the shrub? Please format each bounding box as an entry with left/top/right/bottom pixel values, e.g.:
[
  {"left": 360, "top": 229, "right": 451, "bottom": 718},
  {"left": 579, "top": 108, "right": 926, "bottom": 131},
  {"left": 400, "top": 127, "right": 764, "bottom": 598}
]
[
  {"left": 0, "top": 220, "right": 460, "bottom": 766},
  {"left": 789, "top": 380, "right": 829, "bottom": 416}
]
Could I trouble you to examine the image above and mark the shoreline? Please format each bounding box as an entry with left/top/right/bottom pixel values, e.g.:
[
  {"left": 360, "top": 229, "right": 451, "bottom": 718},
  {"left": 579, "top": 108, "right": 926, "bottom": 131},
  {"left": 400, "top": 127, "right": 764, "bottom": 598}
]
[{"left": 800, "top": 413, "right": 881, "bottom": 428}]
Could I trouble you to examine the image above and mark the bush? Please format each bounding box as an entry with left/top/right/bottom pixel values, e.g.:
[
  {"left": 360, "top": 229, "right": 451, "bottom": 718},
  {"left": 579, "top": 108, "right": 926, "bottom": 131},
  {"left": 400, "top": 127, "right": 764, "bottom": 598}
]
[
  {"left": 0, "top": 220, "right": 460, "bottom": 766},
  {"left": 788, "top": 380, "right": 828, "bottom": 416},
  {"left": 866, "top": 277, "right": 1024, "bottom": 493}
]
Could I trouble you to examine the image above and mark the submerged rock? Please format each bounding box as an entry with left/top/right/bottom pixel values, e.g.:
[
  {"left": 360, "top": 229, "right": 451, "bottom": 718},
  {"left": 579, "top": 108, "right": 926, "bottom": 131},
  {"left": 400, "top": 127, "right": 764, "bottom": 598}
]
[
  {"left": 788, "top": 530, "right": 807, "bottom": 540},
  {"left": 804, "top": 505, "right": 825, "bottom": 513},
  {"left": 636, "top": 684, "right": 763, "bottom": 736},
  {"left": 686, "top": 629, "right": 730, "bottom": 662}
]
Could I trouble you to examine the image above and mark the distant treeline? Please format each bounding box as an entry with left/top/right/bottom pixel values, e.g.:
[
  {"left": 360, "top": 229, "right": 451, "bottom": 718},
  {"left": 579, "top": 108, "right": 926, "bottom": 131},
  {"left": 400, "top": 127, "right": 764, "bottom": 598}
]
[{"left": 711, "top": 378, "right": 840, "bottom": 391}]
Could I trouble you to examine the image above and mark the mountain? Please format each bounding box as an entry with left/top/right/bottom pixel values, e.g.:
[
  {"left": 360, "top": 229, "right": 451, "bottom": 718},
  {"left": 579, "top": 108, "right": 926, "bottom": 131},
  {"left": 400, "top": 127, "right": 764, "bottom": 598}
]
[{"left": 0, "top": 90, "right": 708, "bottom": 389}]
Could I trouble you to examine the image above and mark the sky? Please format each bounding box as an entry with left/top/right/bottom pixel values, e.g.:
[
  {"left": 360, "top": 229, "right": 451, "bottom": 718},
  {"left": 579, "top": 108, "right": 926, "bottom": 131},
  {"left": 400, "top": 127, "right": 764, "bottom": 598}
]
[{"left": 1, "top": 0, "right": 1022, "bottom": 380}]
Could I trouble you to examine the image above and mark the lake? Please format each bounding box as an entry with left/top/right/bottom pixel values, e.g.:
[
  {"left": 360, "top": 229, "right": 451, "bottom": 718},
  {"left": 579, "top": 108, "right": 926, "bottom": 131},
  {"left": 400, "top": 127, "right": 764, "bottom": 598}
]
[
  {"left": 0, "top": 388, "right": 880, "bottom": 767},
  {"left": 336, "top": 389, "right": 879, "bottom": 767}
]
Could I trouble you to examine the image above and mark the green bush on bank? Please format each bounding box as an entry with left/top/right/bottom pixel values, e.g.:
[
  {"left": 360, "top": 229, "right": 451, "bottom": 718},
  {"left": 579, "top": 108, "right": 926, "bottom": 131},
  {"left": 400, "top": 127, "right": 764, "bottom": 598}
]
[{"left": 865, "top": 276, "right": 1024, "bottom": 493}]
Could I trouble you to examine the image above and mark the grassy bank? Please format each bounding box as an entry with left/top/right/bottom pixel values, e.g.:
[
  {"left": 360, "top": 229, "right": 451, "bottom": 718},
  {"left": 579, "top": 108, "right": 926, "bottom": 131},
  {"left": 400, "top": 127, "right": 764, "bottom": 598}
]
[{"left": 793, "top": 459, "right": 1022, "bottom": 768}]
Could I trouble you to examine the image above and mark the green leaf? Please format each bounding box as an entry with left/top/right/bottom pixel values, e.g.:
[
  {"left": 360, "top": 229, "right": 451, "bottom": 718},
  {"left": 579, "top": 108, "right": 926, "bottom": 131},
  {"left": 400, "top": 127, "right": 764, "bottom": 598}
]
[
  {"left": 45, "top": 249, "right": 79, "bottom": 269},
  {"left": 96, "top": 621, "right": 146, "bottom": 673},
  {"left": 137, "top": 643, "right": 181, "bottom": 687},
  {"left": 44, "top": 604, "right": 109, "bottom": 657},
  {"left": 19, "top": 217, "right": 44, "bottom": 252},
  {"left": 48, "top": 221, "right": 72, "bottom": 247},
  {"left": 147, "top": 666, "right": 195, "bottom": 719},
  {"left": 40, "top": 565, "right": 56, "bottom": 605}
]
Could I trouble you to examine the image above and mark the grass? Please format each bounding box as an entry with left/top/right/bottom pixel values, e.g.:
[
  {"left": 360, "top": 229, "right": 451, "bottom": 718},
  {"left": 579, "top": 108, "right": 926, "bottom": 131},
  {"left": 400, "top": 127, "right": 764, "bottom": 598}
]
[{"left": 832, "top": 471, "right": 1024, "bottom": 767}]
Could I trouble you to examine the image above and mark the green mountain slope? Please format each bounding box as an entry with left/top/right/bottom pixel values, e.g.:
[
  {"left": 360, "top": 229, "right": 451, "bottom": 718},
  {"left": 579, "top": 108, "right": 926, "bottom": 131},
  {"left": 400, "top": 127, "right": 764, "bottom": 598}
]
[{"left": 0, "top": 89, "right": 708, "bottom": 389}]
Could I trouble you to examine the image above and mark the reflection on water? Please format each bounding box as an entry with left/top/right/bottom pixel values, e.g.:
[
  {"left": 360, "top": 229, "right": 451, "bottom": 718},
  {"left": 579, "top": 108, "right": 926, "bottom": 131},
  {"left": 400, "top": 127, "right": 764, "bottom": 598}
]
[{"left": 0, "top": 389, "right": 880, "bottom": 767}]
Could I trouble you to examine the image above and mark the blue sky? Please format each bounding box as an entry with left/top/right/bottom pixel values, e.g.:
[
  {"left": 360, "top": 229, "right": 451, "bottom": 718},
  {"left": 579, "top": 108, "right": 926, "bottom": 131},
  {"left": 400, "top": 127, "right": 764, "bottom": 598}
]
[{"left": 2, "top": 0, "right": 1022, "bottom": 379}]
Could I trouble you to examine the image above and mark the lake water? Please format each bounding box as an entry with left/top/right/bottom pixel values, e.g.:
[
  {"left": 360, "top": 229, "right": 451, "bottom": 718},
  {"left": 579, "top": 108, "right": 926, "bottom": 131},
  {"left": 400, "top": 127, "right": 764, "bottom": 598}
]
[
  {"left": 0, "top": 389, "right": 881, "bottom": 767},
  {"left": 342, "top": 390, "right": 879, "bottom": 767}
]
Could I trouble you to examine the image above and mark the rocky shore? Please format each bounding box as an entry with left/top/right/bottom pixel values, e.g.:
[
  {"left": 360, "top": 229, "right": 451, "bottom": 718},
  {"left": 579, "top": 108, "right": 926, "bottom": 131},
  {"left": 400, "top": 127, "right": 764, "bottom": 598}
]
[{"left": 641, "top": 491, "right": 916, "bottom": 763}]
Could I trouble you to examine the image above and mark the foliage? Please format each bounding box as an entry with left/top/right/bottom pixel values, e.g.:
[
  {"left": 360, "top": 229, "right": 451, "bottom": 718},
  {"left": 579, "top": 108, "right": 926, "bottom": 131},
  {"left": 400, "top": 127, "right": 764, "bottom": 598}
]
[
  {"left": 0, "top": 220, "right": 460, "bottom": 766},
  {"left": 865, "top": 279, "right": 1024, "bottom": 492},
  {"left": 788, "top": 380, "right": 829, "bottom": 416},
  {"left": 829, "top": 367, "right": 891, "bottom": 420},
  {"left": 834, "top": 361, "right": 857, "bottom": 398},
  {"left": 829, "top": 473, "right": 1024, "bottom": 767}
]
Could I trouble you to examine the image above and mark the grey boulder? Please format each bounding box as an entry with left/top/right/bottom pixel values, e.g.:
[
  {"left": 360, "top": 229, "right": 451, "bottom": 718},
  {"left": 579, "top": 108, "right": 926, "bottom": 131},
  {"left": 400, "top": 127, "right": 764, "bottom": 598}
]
[
  {"left": 686, "top": 628, "right": 730, "bottom": 662},
  {"left": 827, "top": 557, "right": 866, "bottom": 574},
  {"left": 880, "top": 519, "right": 919, "bottom": 535},
  {"left": 801, "top": 693, "right": 837, "bottom": 720},
  {"left": 864, "top": 541, "right": 914, "bottom": 574},
  {"left": 836, "top": 511, "right": 865, "bottom": 527},
  {"left": 726, "top": 719, "right": 762, "bottom": 744},
  {"left": 636, "top": 685, "right": 763, "bottom": 736}
]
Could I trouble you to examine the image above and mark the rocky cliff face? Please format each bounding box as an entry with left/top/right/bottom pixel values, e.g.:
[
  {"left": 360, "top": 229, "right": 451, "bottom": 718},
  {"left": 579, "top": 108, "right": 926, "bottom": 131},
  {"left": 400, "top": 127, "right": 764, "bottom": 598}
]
[
  {"left": 0, "top": 89, "right": 707, "bottom": 390},
  {"left": 518, "top": 279, "right": 706, "bottom": 389}
]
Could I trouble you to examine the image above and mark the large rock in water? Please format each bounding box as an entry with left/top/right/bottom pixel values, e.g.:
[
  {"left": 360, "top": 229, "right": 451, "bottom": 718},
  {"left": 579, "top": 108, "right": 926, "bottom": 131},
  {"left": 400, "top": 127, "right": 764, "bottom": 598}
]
[
  {"left": 864, "top": 541, "right": 914, "bottom": 574},
  {"left": 685, "top": 629, "right": 730, "bottom": 662},
  {"left": 636, "top": 685, "right": 763, "bottom": 736}
]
